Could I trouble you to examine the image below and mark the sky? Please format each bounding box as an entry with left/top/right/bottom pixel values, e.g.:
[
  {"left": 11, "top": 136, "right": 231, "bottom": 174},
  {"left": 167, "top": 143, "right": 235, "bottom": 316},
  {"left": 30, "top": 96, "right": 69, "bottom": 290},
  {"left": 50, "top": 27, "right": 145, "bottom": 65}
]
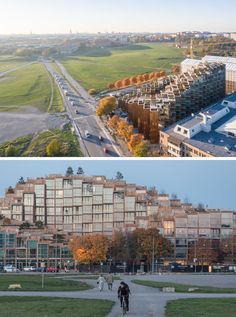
[
  {"left": 1, "top": 0, "right": 236, "bottom": 34},
  {"left": 0, "top": 159, "right": 235, "bottom": 210}
]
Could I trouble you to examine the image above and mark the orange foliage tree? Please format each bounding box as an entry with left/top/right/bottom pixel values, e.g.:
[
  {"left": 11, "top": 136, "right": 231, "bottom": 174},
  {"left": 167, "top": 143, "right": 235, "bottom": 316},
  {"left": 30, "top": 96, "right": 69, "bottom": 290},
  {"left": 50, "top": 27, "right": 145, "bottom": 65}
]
[
  {"left": 117, "top": 121, "right": 133, "bottom": 141},
  {"left": 108, "top": 115, "right": 120, "bottom": 131},
  {"left": 69, "top": 234, "right": 109, "bottom": 265},
  {"left": 114, "top": 80, "right": 123, "bottom": 89},
  {"left": 130, "top": 76, "right": 138, "bottom": 85},
  {"left": 143, "top": 73, "right": 150, "bottom": 81},
  {"left": 128, "top": 134, "right": 143, "bottom": 152},
  {"left": 122, "top": 78, "right": 131, "bottom": 87},
  {"left": 107, "top": 83, "right": 115, "bottom": 90},
  {"left": 96, "top": 96, "right": 117, "bottom": 117}
]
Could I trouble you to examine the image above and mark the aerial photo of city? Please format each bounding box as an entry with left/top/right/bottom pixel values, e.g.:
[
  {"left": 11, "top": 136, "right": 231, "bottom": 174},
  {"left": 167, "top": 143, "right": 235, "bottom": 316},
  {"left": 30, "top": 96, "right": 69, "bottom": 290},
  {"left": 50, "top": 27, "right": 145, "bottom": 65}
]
[{"left": 0, "top": 1, "right": 236, "bottom": 317}]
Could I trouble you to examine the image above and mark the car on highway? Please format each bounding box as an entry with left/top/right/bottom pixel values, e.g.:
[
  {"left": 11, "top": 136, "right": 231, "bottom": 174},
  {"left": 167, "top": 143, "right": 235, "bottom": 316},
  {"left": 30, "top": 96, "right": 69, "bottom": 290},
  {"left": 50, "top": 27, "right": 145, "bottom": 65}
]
[
  {"left": 99, "top": 136, "right": 103, "bottom": 141},
  {"left": 23, "top": 266, "right": 36, "bottom": 272},
  {"left": 75, "top": 110, "right": 79, "bottom": 114},
  {"left": 103, "top": 146, "right": 108, "bottom": 154},
  {"left": 85, "top": 131, "right": 90, "bottom": 138}
]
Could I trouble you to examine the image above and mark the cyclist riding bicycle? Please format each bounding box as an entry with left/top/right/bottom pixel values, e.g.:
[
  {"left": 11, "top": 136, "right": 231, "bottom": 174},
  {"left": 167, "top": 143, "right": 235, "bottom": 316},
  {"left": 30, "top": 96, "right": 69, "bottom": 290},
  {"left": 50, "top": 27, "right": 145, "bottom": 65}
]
[{"left": 118, "top": 281, "right": 131, "bottom": 312}]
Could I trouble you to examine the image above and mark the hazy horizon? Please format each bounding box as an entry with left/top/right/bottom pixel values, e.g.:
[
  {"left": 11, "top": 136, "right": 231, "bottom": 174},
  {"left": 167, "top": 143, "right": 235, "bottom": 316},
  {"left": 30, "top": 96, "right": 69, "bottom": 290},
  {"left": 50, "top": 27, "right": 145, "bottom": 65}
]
[{"left": 1, "top": 0, "right": 236, "bottom": 35}]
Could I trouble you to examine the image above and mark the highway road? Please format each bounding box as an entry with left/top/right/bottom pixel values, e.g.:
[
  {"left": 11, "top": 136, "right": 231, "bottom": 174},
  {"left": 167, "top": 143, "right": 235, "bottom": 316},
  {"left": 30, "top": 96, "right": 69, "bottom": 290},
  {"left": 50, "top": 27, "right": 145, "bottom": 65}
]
[{"left": 44, "top": 61, "right": 122, "bottom": 157}]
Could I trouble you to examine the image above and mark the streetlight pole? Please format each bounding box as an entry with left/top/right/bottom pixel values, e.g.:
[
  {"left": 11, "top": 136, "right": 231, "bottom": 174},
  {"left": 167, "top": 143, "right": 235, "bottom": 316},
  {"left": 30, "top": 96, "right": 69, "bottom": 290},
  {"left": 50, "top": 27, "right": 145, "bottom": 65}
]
[{"left": 152, "top": 236, "right": 155, "bottom": 274}]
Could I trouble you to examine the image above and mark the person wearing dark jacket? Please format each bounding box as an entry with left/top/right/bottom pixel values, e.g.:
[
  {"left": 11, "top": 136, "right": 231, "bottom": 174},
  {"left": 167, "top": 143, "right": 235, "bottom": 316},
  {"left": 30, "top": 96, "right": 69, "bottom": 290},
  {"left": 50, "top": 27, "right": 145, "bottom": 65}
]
[{"left": 118, "top": 281, "right": 131, "bottom": 311}]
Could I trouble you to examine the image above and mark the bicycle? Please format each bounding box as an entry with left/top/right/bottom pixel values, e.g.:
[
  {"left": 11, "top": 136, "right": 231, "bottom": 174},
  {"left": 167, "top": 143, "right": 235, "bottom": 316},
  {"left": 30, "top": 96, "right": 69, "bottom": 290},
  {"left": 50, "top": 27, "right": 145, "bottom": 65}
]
[{"left": 121, "top": 295, "right": 128, "bottom": 315}]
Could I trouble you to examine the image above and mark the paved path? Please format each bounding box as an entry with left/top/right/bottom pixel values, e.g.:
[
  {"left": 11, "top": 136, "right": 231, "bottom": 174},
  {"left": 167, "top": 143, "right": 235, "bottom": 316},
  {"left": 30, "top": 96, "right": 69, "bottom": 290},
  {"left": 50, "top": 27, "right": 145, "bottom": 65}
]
[{"left": 1, "top": 274, "right": 236, "bottom": 317}]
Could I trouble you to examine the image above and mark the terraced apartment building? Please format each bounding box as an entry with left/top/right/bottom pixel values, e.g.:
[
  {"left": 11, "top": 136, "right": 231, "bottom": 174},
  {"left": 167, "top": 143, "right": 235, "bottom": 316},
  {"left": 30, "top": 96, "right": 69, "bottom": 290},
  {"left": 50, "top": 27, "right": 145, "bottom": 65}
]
[
  {"left": 0, "top": 174, "right": 236, "bottom": 264},
  {"left": 119, "top": 62, "right": 226, "bottom": 143}
]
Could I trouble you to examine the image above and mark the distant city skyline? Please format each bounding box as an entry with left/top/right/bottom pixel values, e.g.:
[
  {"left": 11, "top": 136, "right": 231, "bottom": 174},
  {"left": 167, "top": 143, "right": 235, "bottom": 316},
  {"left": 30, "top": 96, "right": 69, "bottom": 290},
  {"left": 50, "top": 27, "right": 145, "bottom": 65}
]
[
  {"left": 0, "top": 160, "right": 236, "bottom": 210},
  {"left": 1, "top": 0, "right": 236, "bottom": 35}
]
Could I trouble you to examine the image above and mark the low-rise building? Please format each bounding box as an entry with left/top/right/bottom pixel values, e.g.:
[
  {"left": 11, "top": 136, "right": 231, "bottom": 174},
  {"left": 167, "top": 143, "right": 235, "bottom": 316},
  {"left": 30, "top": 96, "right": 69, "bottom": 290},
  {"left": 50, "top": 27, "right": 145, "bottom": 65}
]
[{"left": 160, "top": 93, "right": 236, "bottom": 157}]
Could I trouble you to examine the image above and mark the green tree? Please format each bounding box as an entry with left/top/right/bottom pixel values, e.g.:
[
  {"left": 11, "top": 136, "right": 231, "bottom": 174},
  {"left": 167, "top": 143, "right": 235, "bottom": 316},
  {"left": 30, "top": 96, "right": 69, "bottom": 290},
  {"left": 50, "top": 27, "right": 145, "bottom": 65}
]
[
  {"left": 5, "top": 145, "right": 16, "bottom": 157},
  {"left": 134, "top": 141, "right": 148, "bottom": 157},
  {"left": 66, "top": 166, "right": 74, "bottom": 177},
  {"left": 19, "top": 221, "right": 31, "bottom": 230},
  {"left": 35, "top": 220, "right": 44, "bottom": 229},
  {"left": 18, "top": 177, "right": 26, "bottom": 185},
  {"left": 46, "top": 139, "right": 61, "bottom": 157},
  {"left": 116, "top": 171, "right": 124, "bottom": 180},
  {"left": 77, "top": 167, "right": 84, "bottom": 176}
]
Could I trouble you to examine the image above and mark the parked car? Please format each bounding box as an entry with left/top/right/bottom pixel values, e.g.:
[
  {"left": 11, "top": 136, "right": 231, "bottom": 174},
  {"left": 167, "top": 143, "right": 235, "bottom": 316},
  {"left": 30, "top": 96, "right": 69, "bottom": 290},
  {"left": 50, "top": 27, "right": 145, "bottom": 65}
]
[
  {"left": 3, "top": 265, "right": 19, "bottom": 273},
  {"left": 23, "top": 266, "right": 36, "bottom": 272},
  {"left": 46, "top": 267, "right": 57, "bottom": 273},
  {"left": 99, "top": 136, "right": 103, "bottom": 141},
  {"left": 85, "top": 131, "right": 90, "bottom": 138}
]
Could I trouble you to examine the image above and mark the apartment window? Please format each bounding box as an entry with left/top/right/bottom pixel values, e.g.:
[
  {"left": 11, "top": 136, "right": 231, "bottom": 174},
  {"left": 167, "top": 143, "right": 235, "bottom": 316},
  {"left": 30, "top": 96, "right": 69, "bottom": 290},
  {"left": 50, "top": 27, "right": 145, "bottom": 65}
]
[
  {"left": 93, "top": 205, "right": 103, "bottom": 213},
  {"left": 55, "top": 178, "right": 63, "bottom": 189},
  {"left": 24, "top": 194, "right": 34, "bottom": 206},
  {"left": 103, "top": 188, "right": 113, "bottom": 203},
  {"left": 73, "top": 188, "right": 82, "bottom": 196},
  {"left": 36, "top": 207, "right": 45, "bottom": 216},
  {"left": 114, "top": 204, "right": 124, "bottom": 212},
  {"left": 55, "top": 190, "right": 63, "bottom": 198},
  {"left": 46, "top": 208, "right": 54, "bottom": 216},
  {"left": 64, "top": 216, "right": 73, "bottom": 224},
  {"left": 46, "top": 199, "right": 54, "bottom": 207},
  {"left": 63, "top": 179, "right": 73, "bottom": 189},
  {"left": 83, "top": 214, "right": 93, "bottom": 223},
  {"left": 73, "top": 179, "right": 82, "bottom": 188},
  {"left": 46, "top": 180, "right": 55, "bottom": 190},
  {"left": 63, "top": 207, "right": 73, "bottom": 215},
  {"left": 103, "top": 213, "right": 113, "bottom": 222},
  {"left": 74, "top": 206, "right": 83, "bottom": 215},
  {"left": 93, "top": 195, "right": 103, "bottom": 204},
  {"left": 114, "top": 192, "right": 124, "bottom": 203},
  {"left": 35, "top": 185, "right": 45, "bottom": 198},
  {"left": 125, "top": 197, "right": 135, "bottom": 211},
  {"left": 74, "top": 197, "right": 82, "bottom": 205},
  {"left": 55, "top": 199, "right": 63, "bottom": 207},
  {"left": 93, "top": 214, "right": 103, "bottom": 222},
  {"left": 55, "top": 207, "right": 63, "bottom": 215},
  {"left": 93, "top": 185, "right": 103, "bottom": 195},
  {"left": 183, "top": 130, "right": 188, "bottom": 135},
  {"left": 12, "top": 205, "right": 23, "bottom": 213},
  {"left": 83, "top": 205, "right": 92, "bottom": 213},
  {"left": 83, "top": 196, "right": 93, "bottom": 205},
  {"left": 64, "top": 198, "right": 73, "bottom": 206},
  {"left": 64, "top": 189, "right": 72, "bottom": 198},
  {"left": 47, "top": 216, "right": 55, "bottom": 224},
  {"left": 83, "top": 183, "right": 93, "bottom": 196},
  {"left": 103, "top": 204, "right": 113, "bottom": 213},
  {"left": 46, "top": 190, "right": 54, "bottom": 198},
  {"left": 83, "top": 224, "right": 93, "bottom": 233}
]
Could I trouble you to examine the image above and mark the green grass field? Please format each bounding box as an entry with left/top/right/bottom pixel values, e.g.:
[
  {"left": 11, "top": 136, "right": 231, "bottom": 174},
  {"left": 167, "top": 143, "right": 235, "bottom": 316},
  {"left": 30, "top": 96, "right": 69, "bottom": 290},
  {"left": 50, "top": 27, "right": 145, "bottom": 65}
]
[
  {"left": 132, "top": 280, "right": 236, "bottom": 293},
  {"left": 0, "top": 56, "right": 27, "bottom": 73},
  {"left": 0, "top": 63, "right": 51, "bottom": 112},
  {"left": 61, "top": 43, "right": 184, "bottom": 91},
  {"left": 0, "top": 275, "right": 90, "bottom": 291},
  {"left": 0, "top": 297, "right": 114, "bottom": 317},
  {"left": 0, "top": 61, "right": 64, "bottom": 113},
  {"left": 166, "top": 298, "right": 236, "bottom": 317},
  {"left": 0, "top": 126, "right": 83, "bottom": 157}
]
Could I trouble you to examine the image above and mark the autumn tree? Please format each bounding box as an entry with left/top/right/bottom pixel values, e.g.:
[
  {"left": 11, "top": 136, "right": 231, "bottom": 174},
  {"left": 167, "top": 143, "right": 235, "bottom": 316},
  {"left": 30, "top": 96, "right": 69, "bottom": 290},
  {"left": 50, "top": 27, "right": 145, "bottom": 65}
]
[
  {"left": 122, "top": 78, "right": 131, "bottom": 87},
  {"left": 46, "top": 139, "right": 61, "bottom": 157},
  {"left": 133, "top": 228, "right": 171, "bottom": 269},
  {"left": 188, "top": 239, "right": 219, "bottom": 270},
  {"left": 88, "top": 88, "right": 97, "bottom": 95},
  {"left": 128, "top": 134, "right": 143, "bottom": 152},
  {"left": 172, "top": 64, "right": 181, "bottom": 75},
  {"left": 220, "top": 236, "right": 236, "bottom": 264},
  {"left": 137, "top": 74, "right": 144, "bottom": 83},
  {"left": 134, "top": 141, "right": 148, "bottom": 157},
  {"left": 69, "top": 234, "right": 109, "bottom": 266},
  {"left": 143, "top": 73, "right": 150, "bottom": 81},
  {"left": 117, "top": 121, "right": 133, "bottom": 141},
  {"left": 114, "top": 80, "right": 123, "bottom": 89},
  {"left": 96, "top": 96, "right": 117, "bottom": 117},
  {"left": 107, "top": 83, "right": 115, "bottom": 90},
  {"left": 108, "top": 115, "right": 120, "bottom": 131},
  {"left": 130, "top": 76, "right": 138, "bottom": 85},
  {"left": 110, "top": 231, "right": 128, "bottom": 263}
]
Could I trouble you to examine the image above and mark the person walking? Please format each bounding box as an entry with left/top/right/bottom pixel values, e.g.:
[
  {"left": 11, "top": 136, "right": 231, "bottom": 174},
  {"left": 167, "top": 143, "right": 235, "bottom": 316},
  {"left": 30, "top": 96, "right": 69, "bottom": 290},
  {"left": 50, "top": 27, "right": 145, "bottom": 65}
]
[
  {"left": 97, "top": 274, "right": 105, "bottom": 291},
  {"left": 106, "top": 273, "right": 114, "bottom": 291}
]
